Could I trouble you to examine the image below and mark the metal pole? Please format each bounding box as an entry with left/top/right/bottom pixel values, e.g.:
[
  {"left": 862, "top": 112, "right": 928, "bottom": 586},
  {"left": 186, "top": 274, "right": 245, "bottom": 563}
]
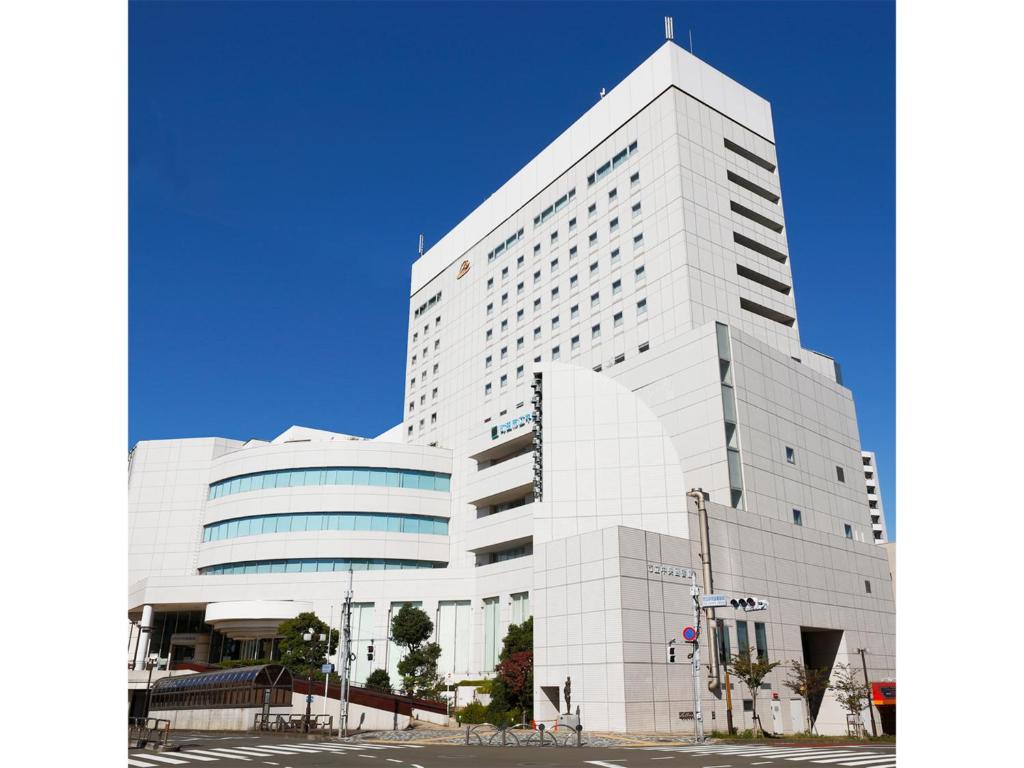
[
  {"left": 339, "top": 567, "right": 354, "bottom": 737},
  {"left": 323, "top": 605, "right": 333, "bottom": 716},
  {"left": 724, "top": 664, "right": 735, "bottom": 734},
  {"left": 690, "top": 572, "right": 704, "bottom": 742},
  {"left": 857, "top": 648, "right": 877, "bottom": 737},
  {"left": 144, "top": 659, "right": 154, "bottom": 719},
  {"left": 688, "top": 488, "right": 720, "bottom": 692}
]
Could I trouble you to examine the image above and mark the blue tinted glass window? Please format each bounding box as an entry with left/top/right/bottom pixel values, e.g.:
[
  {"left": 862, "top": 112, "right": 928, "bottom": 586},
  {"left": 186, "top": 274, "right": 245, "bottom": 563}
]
[
  {"left": 328, "top": 514, "right": 341, "bottom": 529},
  {"left": 387, "top": 515, "right": 402, "bottom": 533},
  {"left": 324, "top": 469, "right": 337, "bottom": 484},
  {"left": 256, "top": 562, "right": 270, "bottom": 574},
  {"left": 340, "top": 514, "right": 355, "bottom": 531},
  {"left": 336, "top": 468, "right": 353, "bottom": 485},
  {"left": 270, "top": 561, "right": 286, "bottom": 573},
  {"left": 237, "top": 519, "right": 251, "bottom": 537},
  {"left": 352, "top": 469, "right": 369, "bottom": 485},
  {"left": 386, "top": 470, "right": 401, "bottom": 487},
  {"left": 355, "top": 515, "right": 371, "bottom": 531},
  {"left": 285, "top": 561, "right": 301, "bottom": 573},
  {"left": 249, "top": 475, "right": 264, "bottom": 491},
  {"left": 435, "top": 475, "right": 451, "bottom": 492}
]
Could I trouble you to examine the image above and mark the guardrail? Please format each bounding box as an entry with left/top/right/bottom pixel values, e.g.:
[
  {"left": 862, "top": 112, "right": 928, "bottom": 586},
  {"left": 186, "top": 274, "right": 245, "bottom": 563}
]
[
  {"left": 129, "top": 717, "right": 171, "bottom": 749},
  {"left": 464, "top": 722, "right": 584, "bottom": 747},
  {"left": 253, "top": 713, "right": 334, "bottom": 733}
]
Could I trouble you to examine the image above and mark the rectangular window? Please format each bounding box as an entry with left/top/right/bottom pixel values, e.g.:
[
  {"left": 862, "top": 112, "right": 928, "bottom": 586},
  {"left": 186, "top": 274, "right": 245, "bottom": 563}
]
[
  {"left": 552, "top": 345, "right": 560, "bottom": 360},
  {"left": 570, "top": 275, "right": 578, "bottom": 289},
  {"left": 534, "top": 355, "right": 541, "bottom": 363},
  {"left": 590, "top": 261, "right": 599, "bottom": 276},
  {"left": 571, "top": 335, "right": 580, "bottom": 352},
  {"left": 836, "top": 466, "right": 845, "bottom": 482},
  {"left": 501, "top": 293, "right": 508, "bottom": 306},
  {"left": 609, "top": 217, "right": 619, "bottom": 233},
  {"left": 845, "top": 523, "right": 853, "bottom": 539},
  {"left": 551, "top": 315, "right": 560, "bottom": 330},
  {"left": 431, "top": 387, "right": 437, "bottom": 400},
  {"left": 534, "top": 298, "right": 541, "bottom": 311},
  {"left": 736, "top": 620, "right": 749, "bottom": 656},
  {"left": 517, "top": 309, "right": 524, "bottom": 322},
  {"left": 592, "top": 323, "right": 601, "bottom": 339},
  {"left": 569, "top": 245, "right": 577, "bottom": 260},
  {"left": 550, "top": 231, "right": 559, "bottom": 245},
  {"left": 639, "top": 341, "right": 649, "bottom": 353},
  {"left": 612, "top": 279, "right": 622, "bottom": 295},
  {"left": 516, "top": 336, "right": 524, "bottom": 350},
  {"left": 500, "top": 346, "right": 508, "bottom": 360},
  {"left": 517, "top": 255, "right": 524, "bottom": 268},
  {"left": 588, "top": 202, "right": 596, "bottom": 218},
  {"left": 613, "top": 311, "right": 623, "bottom": 328},
  {"left": 630, "top": 171, "right": 640, "bottom": 187},
  {"left": 430, "top": 412, "right": 436, "bottom": 424},
  {"left": 571, "top": 304, "right": 579, "bottom": 319},
  {"left": 501, "top": 266, "right": 509, "bottom": 281},
  {"left": 633, "top": 233, "right": 644, "bottom": 248},
  {"left": 500, "top": 374, "right": 508, "bottom": 388},
  {"left": 754, "top": 622, "right": 768, "bottom": 660},
  {"left": 517, "top": 281, "right": 525, "bottom": 296},
  {"left": 636, "top": 298, "right": 648, "bottom": 315},
  {"left": 865, "top": 580, "right": 872, "bottom": 594},
  {"left": 786, "top": 447, "right": 796, "bottom": 464},
  {"left": 717, "top": 620, "right": 731, "bottom": 665},
  {"left": 533, "top": 243, "right": 541, "bottom": 255},
  {"left": 793, "top": 509, "right": 802, "bottom": 526},
  {"left": 632, "top": 202, "right": 642, "bottom": 217},
  {"left": 593, "top": 364, "right": 602, "bottom": 372},
  {"left": 591, "top": 292, "right": 600, "bottom": 308},
  {"left": 550, "top": 258, "right": 559, "bottom": 272},
  {"left": 551, "top": 287, "right": 560, "bottom": 301},
  {"left": 483, "top": 597, "right": 500, "bottom": 671},
  {"left": 485, "top": 329, "right": 492, "bottom": 341},
  {"left": 516, "top": 365, "right": 524, "bottom": 380},
  {"left": 485, "top": 382, "right": 492, "bottom": 395},
  {"left": 635, "top": 265, "right": 645, "bottom": 280},
  {"left": 588, "top": 232, "right": 598, "bottom": 246},
  {"left": 610, "top": 248, "right": 621, "bottom": 266},
  {"left": 613, "top": 353, "right": 625, "bottom": 364},
  {"left": 486, "top": 278, "right": 493, "bottom": 290},
  {"left": 486, "top": 303, "right": 493, "bottom": 316},
  {"left": 500, "top": 319, "right": 508, "bottom": 332},
  {"left": 533, "top": 327, "right": 541, "bottom": 340},
  {"left": 533, "top": 270, "right": 541, "bottom": 285},
  {"left": 569, "top": 217, "right": 577, "bottom": 233},
  {"left": 608, "top": 187, "right": 618, "bottom": 202}
]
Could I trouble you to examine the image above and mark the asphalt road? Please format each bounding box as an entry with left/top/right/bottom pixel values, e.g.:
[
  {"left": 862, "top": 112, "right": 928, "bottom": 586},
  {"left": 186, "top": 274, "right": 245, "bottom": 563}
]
[{"left": 128, "top": 734, "right": 896, "bottom": 768}]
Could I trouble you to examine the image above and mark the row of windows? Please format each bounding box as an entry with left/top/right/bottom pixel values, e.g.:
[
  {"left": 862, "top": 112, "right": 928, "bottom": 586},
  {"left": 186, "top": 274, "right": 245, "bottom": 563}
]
[
  {"left": 477, "top": 542, "right": 533, "bottom": 566},
  {"left": 412, "top": 291, "right": 442, "bottom": 319},
  {"left": 207, "top": 467, "right": 452, "bottom": 500},
  {"left": 202, "top": 512, "right": 449, "bottom": 542},
  {"left": 588, "top": 140, "right": 639, "bottom": 186},
  {"left": 533, "top": 188, "right": 576, "bottom": 228},
  {"left": 717, "top": 619, "right": 770, "bottom": 664},
  {"left": 487, "top": 228, "right": 525, "bottom": 263},
  {"left": 200, "top": 558, "right": 447, "bottom": 575}
]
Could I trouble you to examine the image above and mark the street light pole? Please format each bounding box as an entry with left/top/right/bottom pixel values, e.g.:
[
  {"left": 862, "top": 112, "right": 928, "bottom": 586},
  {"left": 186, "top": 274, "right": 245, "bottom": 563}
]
[
  {"left": 143, "top": 653, "right": 159, "bottom": 719},
  {"left": 856, "top": 648, "right": 877, "bottom": 737}
]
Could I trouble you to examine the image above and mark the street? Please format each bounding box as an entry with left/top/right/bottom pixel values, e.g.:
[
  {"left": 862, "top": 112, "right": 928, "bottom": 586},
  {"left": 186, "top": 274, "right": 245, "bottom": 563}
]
[{"left": 128, "top": 734, "right": 896, "bottom": 768}]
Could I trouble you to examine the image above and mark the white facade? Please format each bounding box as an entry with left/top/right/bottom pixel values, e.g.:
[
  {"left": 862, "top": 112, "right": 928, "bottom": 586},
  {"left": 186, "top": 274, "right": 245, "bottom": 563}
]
[{"left": 129, "top": 40, "right": 894, "bottom": 734}]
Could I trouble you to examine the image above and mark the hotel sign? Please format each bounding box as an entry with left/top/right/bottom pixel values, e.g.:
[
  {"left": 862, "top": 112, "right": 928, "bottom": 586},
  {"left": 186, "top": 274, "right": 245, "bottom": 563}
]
[
  {"left": 457, "top": 260, "right": 471, "bottom": 279},
  {"left": 647, "top": 563, "right": 696, "bottom": 579},
  {"left": 491, "top": 412, "right": 533, "bottom": 440}
]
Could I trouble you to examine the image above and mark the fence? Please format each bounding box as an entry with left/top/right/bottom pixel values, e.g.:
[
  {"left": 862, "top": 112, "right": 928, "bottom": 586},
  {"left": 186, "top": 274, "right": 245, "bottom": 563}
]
[
  {"left": 253, "top": 713, "right": 334, "bottom": 733},
  {"left": 464, "top": 722, "right": 585, "bottom": 747},
  {"left": 129, "top": 717, "right": 171, "bottom": 749}
]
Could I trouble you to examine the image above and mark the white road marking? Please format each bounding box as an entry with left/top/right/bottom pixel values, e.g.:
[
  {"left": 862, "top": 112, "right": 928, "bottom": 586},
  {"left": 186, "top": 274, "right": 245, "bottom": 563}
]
[
  {"left": 264, "top": 763, "right": 279, "bottom": 766},
  {"left": 128, "top": 760, "right": 158, "bottom": 768},
  {"left": 411, "top": 764, "right": 425, "bottom": 768},
  {"left": 183, "top": 749, "right": 249, "bottom": 759},
  {"left": 586, "top": 762, "right": 629, "bottom": 768},
  {"left": 751, "top": 763, "right": 775, "bottom": 765},
  {"left": 386, "top": 760, "right": 403, "bottom": 764},
  {"left": 834, "top": 760, "right": 896, "bottom": 767},
  {"left": 214, "top": 748, "right": 285, "bottom": 757},
  {"left": 164, "top": 754, "right": 219, "bottom": 762},
  {"left": 359, "top": 757, "right": 377, "bottom": 760},
  {"left": 809, "top": 756, "right": 892, "bottom": 764},
  {"left": 651, "top": 759, "right": 675, "bottom": 762},
  {"left": 134, "top": 756, "right": 189, "bottom": 765},
  {"left": 785, "top": 753, "right": 870, "bottom": 761}
]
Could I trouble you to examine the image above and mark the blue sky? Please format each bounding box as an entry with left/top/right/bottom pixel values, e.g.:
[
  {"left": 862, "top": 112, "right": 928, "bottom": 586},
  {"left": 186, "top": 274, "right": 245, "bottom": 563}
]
[{"left": 130, "top": 0, "right": 895, "bottom": 537}]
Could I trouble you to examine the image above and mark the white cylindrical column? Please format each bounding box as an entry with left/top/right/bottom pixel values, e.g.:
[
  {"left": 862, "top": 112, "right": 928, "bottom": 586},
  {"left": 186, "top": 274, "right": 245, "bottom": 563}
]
[{"left": 133, "top": 605, "right": 154, "bottom": 670}]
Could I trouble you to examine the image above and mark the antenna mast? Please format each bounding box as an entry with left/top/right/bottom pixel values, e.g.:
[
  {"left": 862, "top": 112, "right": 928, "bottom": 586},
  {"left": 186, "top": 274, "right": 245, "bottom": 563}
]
[{"left": 664, "top": 16, "right": 674, "bottom": 41}]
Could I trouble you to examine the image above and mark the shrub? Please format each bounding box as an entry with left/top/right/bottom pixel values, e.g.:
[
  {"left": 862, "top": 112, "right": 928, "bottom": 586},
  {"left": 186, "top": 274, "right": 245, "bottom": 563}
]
[
  {"left": 456, "top": 700, "right": 490, "bottom": 724},
  {"left": 364, "top": 669, "right": 393, "bottom": 694}
]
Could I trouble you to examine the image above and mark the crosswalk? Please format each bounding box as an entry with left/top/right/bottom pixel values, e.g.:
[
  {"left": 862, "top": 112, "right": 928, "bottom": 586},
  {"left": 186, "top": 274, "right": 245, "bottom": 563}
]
[
  {"left": 128, "top": 742, "right": 424, "bottom": 767},
  {"left": 636, "top": 744, "right": 896, "bottom": 768}
]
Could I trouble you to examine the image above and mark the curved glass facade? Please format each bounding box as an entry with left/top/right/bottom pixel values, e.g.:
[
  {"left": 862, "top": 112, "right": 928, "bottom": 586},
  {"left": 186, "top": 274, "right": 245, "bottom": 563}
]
[
  {"left": 208, "top": 467, "right": 451, "bottom": 500},
  {"left": 202, "top": 512, "right": 449, "bottom": 542},
  {"left": 199, "top": 558, "right": 446, "bottom": 575}
]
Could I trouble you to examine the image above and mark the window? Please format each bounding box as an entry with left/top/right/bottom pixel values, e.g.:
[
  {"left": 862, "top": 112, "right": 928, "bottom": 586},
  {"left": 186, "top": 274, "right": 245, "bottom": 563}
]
[
  {"left": 569, "top": 245, "right": 577, "bottom": 260},
  {"left": 501, "top": 292, "right": 508, "bottom": 306},
  {"left": 630, "top": 171, "right": 640, "bottom": 188},
  {"left": 410, "top": 377, "right": 416, "bottom": 387},
  {"left": 533, "top": 243, "right": 541, "bottom": 255},
  {"left": 486, "top": 278, "right": 494, "bottom": 291},
  {"left": 571, "top": 335, "right": 580, "bottom": 352},
  {"left": 551, "top": 315, "right": 560, "bottom": 330},
  {"left": 614, "top": 353, "right": 625, "bottom": 364},
  {"left": 754, "top": 622, "right": 768, "bottom": 660},
  {"left": 432, "top": 363, "right": 438, "bottom": 375},
  {"left": 836, "top": 466, "right": 845, "bottom": 483},
  {"left": 792, "top": 509, "right": 802, "bottom": 526},
  {"left": 613, "top": 311, "right": 623, "bottom": 328},
  {"left": 500, "top": 346, "right": 508, "bottom": 361},
  {"left": 632, "top": 202, "right": 642, "bottom": 218},
  {"left": 500, "top": 374, "right": 508, "bottom": 388},
  {"left": 517, "top": 255, "right": 524, "bottom": 268},
  {"left": 534, "top": 355, "right": 541, "bottom": 363},
  {"left": 592, "top": 323, "right": 601, "bottom": 340},
  {"left": 736, "top": 620, "right": 749, "bottom": 655},
  {"left": 610, "top": 247, "right": 621, "bottom": 266},
  {"left": 552, "top": 345, "right": 561, "bottom": 360},
  {"left": 516, "top": 336, "right": 524, "bottom": 351},
  {"left": 569, "top": 217, "right": 577, "bottom": 233},
  {"left": 570, "top": 274, "right": 578, "bottom": 289},
  {"left": 434, "top": 339, "right": 440, "bottom": 350},
  {"left": 633, "top": 233, "right": 644, "bottom": 248},
  {"left": 484, "top": 355, "right": 493, "bottom": 369},
  {"left": 408, "top": 401, "right": 415, "bottom": 413},
  {"left": 407, "top": 425, "right": 413, "bottom": 436},
  {"left": 844, "top": 524, "right": 853, "bottom": 539},
  {"left": 636, "top": 298, "right": 648, "bottom": 315},
  {"left": 430, "top": 412, "right": 437, "bottom": 424},
  {"left": 786, "top": 447, "right": 796, "bottom": 464},
  {"left": 591, "top": 292, "right": 600, "bottom": 308},
  {"left": 517, "top": 309, "right": 524, "bottom": 323},
  {"left": 551, "top": 286, "right": 560, "bottom": 301},
  {"left": 516, "top": 365, "right": 524, "bottom": 379},
  {"left": 486, "top": 329, "right": 493, "bottom": 342},
  {"left": 638, "top": 341, "right": 650, "bottom": 353},
  {"left": 484, "top": 382, "right": 492, "bottom": 395},
  {"left": 533, "top": 326, "right": 541, "bottom": 340},
  {"left": 501, "top": 266, "right": 509, "bottom": 281},
  {"left": 534, "top": 297, "right": 541, "bottom": 311},
  {"left": 635, "top": 265, "right": 645, "bottom": 280},
  {"left": 608, "top": 188, "right": 617, "bottom": 203},
  {"left": 533, "top": 270, "right": 541, "bottom": 285},
  {"left": 570, "top": 304, "right": 579, "bottom": 319},
  {"left": 432, "top": 387, "right": 437, "bottom": 400},
  {"left": 517, "top": 281, "right": 525, "bottom": 296},
  {"left": 550, "top": 258, "right": 559, "bottom": 272},
  {"left": 590, "top": 261, "right": 599, "bottom": 276},
  {"left": 612, "top": 279, "right": 622, "bottom": 295},
  {"left": 413, "top": 332, "right": 418, "bottom": 342},
  {"left": 609, "top": 217, "right": 619, "bottom": 233},
  {"left": 588, "top": 202, "right": 596, "bottom": 218},
  {"left": 593, "top": 364, "right": 602, "bottom": 372},
  {"left": 865, "top": 580, "right": 872, "bottom": 594},
  {"left": 550, "top": 231, "right": 559, "bottom": 245},
  {"left": 411, "top": 354, "right": 417, "bottom": 365},
  {"left": 500, "top": 319, "right": 508, "bottom": 332}
]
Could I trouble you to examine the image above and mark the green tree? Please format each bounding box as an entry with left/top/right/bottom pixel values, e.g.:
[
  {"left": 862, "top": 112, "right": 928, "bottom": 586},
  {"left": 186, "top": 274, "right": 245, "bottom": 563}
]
[
  {"left": 727, "top": 646, "right": 781, "bottom": 735},
  {"left": 489, "top": 617, "right": 533, "bottom": 720},
  {"left": 829, "top": 662, "right": 871, "bottom": 735},
  {"left": 364, "top": 669, "right": 393, "bottom": 694},
  {"left": 782, "top": 659, "right": 831, "bottom": 733},
  {"left": 390, "top": 603, "right": 443, "bottom": 699},
  {"left": 276, "top": 612, "right": 339, "bottom": 682}
]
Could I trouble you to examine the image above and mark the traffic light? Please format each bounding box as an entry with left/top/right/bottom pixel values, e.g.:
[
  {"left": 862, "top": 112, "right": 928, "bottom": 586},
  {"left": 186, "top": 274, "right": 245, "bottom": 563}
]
[
  {"left": 367, "top": 644, "right": 375, "bottom": 661},
  {"left": 667, "top": 639, "right": 677, "bottom": 663},
  {"left": 729, "top": 597, "right": 769, "bottom": 612}
]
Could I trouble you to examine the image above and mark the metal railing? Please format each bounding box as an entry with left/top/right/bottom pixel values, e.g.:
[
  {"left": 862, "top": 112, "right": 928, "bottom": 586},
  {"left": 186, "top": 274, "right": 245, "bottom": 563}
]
[
  {"left": 464, "top": 722, "right": 585, "bottom": 747},
  {"left": 129, "top": 717, "right": 171, "bottom": 749},
  {"left": 254, "top": 713, "right": 334, "bottom": 733}
]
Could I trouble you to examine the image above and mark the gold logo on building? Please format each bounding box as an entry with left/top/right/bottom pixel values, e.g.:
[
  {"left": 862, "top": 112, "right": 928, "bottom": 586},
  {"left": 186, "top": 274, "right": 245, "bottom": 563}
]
[{"left": 456, "top": 260, "right": 471, "bottom": 279}]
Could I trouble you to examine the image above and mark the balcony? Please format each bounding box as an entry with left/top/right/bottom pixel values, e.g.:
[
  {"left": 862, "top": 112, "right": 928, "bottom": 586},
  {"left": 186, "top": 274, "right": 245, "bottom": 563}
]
[
  {"left": 465, "top": 504, "right": 535, "bottom": 553},
  {"left": 464, "top": 452, "right": 534, "bottom": 508}
]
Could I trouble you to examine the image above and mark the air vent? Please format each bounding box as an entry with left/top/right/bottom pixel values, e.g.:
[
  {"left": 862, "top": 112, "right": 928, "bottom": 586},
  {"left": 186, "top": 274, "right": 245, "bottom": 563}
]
[
  {"left": 733, "top": 232, "right": 788, "bottom": 263},
  {"left": 731, "top": 201, "right": 784, "bottom": 233},
  {"left": 727, "top": 171, "right": 780, "bottom": 203},
  {"left": 724, "top": 138, "right": 776, "bottom": 172},
  {"left": 740, "top": 297, "right": 795, "bottom": 327},
  {"left": 736, "top": 264, "right": 791, "bottom": 295}
]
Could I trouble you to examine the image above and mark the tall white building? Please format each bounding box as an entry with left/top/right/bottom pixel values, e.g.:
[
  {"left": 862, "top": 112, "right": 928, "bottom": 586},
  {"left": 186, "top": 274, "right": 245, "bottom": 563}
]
[
  {"left": 129, "top": 40, "right": 894, "bottom": 735},
  {"left": 861, "top": 451, "right": 889, "bottom": 543}
]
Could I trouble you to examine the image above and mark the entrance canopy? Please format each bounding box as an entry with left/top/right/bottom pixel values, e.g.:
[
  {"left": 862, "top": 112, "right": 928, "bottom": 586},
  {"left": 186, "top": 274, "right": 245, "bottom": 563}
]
[{"left": 149, "top": 664, "right": 293, "bottom": 710}]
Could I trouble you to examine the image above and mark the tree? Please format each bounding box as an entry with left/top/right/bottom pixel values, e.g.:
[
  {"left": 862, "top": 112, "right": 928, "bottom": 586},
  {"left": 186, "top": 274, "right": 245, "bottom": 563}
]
[
  {"left": 390, "top": 603, "right": 443, "bottom": 699},
  {"left": 489, "top": 617, "right": 533, "bottom": 721},
  {"left": 276, "top": 612, "right": 338, "bottom": 681},
  {"left": 727, "top": 647, "right": 781, "bottom": 735},
  {"left": 782, "top": 660, "right": 831, "bottom": 733},
  {"left": 829, "top": 662, "right": 871, "bottom": 735},
  {"left": 364, "top": 669, "right": 393, "bottom": 694}
]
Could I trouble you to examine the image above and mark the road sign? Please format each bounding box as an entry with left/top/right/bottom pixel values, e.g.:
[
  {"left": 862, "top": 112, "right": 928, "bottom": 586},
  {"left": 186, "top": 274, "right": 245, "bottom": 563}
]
[
  {"left": 445, "top": 672, "right": 454, "bottom": 685},
  {"left": 321, "top": 663, "right": 334, "bottom": 674},
  {"left": 306, "top": 694, "right": 313, "bottom": 704},
  {"left": 682, "top": 626, "right": 698, "bottom": 642},
  {"left": 699, "top": 594, "right": 729, "bottom": 608}
]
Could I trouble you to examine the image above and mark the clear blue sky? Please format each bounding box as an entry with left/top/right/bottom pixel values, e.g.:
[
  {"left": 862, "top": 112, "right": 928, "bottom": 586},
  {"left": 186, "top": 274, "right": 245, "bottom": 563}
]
[{"left": 129, "top": 0, "right": 895, "bottom": 537}]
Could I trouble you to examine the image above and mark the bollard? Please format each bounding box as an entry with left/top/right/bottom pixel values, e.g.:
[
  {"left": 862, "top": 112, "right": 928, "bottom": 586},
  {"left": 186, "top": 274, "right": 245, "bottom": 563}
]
[
  {"left": 538, "top": 722, "right": 546, "bottom": 746},
  {"left": 501, "top": 727, "right": 506, "bottom": 746},
  {"left": 465, "top": 725, "right": 470, "bottom": 745}
]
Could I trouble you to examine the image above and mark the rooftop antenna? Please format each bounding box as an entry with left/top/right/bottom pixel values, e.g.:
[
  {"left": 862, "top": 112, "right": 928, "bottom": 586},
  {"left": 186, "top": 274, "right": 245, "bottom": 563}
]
[
  {"left": 417, "top": 233, "right": 425, "bottom": 256},
  {"left": 689, "top": 29, "right": 694, "bottom": 53},
  {"left": 664, "top": 16, "right": 674, "bottom": 41},
  {"left": 599, "top": 87, "right": 606, "bottom": 99}
]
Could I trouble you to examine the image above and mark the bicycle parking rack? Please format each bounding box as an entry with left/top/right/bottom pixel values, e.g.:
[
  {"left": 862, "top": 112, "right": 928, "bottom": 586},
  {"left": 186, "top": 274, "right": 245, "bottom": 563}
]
[
  {"left": 464, "top": 722, "right": 585, "bottom": 747},
  {"left": 129, "top": 717, "right": 173, "bottom": 750},
  {"left": 253, "top": 713, "right": 334, "bottom": 733}
]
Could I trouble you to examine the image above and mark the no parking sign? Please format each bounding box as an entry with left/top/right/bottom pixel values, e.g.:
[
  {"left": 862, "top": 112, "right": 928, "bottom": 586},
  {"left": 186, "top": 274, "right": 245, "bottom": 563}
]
[{"left": 682, "top": 626, "right": 698, "bottom": 643}]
